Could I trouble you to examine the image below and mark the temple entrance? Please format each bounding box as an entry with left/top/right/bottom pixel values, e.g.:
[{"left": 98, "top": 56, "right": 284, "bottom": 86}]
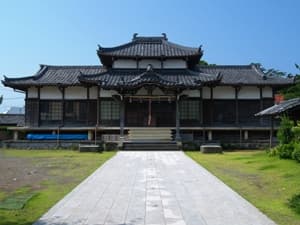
[{"left": 125, "top": 98, "right": 176, "bottom": 127}]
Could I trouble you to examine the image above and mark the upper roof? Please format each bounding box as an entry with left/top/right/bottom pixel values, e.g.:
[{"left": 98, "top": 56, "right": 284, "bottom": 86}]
[
  {"left": 255, "top": 98, "right": 300, "bottom": 116},
  {"left": 2, "top": 64, "right": 294, "bottom": 90},
  {"left": 97, "top": 34, "right": 202, "bottom": 67}
]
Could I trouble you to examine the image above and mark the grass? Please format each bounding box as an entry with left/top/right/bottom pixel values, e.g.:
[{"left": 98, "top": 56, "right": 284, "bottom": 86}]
[
  {"left": 0, "top": 149, "right": 116, "bottom": 225},
  {"left": 186, "top": 151, "right": 300, "bottom": 225}
]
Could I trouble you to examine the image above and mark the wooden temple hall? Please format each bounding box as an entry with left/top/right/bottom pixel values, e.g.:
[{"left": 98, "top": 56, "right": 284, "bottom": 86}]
[{"left": 2, "top": 34, "right": 295, "bottom": 147}]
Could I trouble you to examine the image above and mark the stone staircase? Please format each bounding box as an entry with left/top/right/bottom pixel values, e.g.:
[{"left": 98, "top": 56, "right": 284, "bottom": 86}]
[
  {"left": 123, "top": 128, "right": 180, "bottom": 151},
  {"left": 123, "top": 142, "right": 179, "bottom": 151},
  {"left": 128, "top": 128, "right": 172, "bottom": 142}
]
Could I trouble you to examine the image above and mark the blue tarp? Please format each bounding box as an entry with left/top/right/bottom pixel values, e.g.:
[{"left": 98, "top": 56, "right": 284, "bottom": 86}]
[{"left": 26, "top": 134, "right": 88, "bottom": 140}]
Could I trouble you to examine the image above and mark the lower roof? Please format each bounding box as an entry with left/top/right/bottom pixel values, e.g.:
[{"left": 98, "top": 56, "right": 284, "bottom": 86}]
[
  {"left": 255, "top": 98, "right": 300, "bottom": 116},
  {"left": 2, "top": 64, "right": 295, "bottom": 90}
]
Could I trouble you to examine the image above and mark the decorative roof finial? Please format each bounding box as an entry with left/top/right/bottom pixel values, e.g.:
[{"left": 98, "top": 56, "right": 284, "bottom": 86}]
[
  {"left": 198, "top": 45, "right": 203, "bottom": 53},
  {"left": 146, "top": 64, "right": 153, "bottom": 72},
  {"left": 97, "top": 44, "right": 102, "bottom": 50},
  {"left": 162, "top": 33, "right": 167, "bottom": 40},
  {"left": 133, "top": 33, "right": 138, "bottom": 40}
]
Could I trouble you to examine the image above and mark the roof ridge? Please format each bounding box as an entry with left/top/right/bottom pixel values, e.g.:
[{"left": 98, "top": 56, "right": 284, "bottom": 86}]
[
  {"left": 41, "top": 64, "right": 103, "bottom": 68},
  {"left": 198, "top": 64, "right": 253, "bottom": 69}
]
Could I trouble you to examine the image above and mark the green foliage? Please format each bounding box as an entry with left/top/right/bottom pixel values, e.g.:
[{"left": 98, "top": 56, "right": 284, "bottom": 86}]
[
  {"left": 278, "top": 143, "right": 294, "bottom": 159},
  {"left": 277, "top": 115, "right": 294, "bottom": 144},
  {"left": 292, "top": 143, "right": 300, "bottom": 162},
  {"left": 288, "top": 194, "right": 300, "bottom": 214}
]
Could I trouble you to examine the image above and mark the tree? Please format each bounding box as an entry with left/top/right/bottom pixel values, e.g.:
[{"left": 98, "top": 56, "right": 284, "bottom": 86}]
[
  {"left": 280, "top": 64, "right": 300, "bottom": 99},
  {"left": 199, "top": 60, "right": 216, "bottom": 66}
]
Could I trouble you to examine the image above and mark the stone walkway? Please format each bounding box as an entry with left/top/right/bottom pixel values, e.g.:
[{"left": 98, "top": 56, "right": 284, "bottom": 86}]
[{"left": 34, "top": 151, "right": 276, "bottom": 225}]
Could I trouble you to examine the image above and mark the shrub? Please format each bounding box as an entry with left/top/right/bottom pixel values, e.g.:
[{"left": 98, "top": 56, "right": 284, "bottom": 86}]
[
  {"left": 292, "top": 143, "right": 300, "bottom": 162},
  {"left": 277, "top": 115, "right": 294, "bottom": 144},
  {"left": 278, "top": 143, "right": 294, "bottom": 159},
  {"left": 288, "top": 194, "right": 300, "bottom": 214}
]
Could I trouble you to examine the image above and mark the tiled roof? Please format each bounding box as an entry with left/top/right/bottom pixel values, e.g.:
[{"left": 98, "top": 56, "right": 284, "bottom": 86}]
[
  {"left": 2, "top": 65, "right": 107, "bottom": 89},
  {"left": 79, "top": 68, "right": 221, "bottom": 89},
  {"left": 0, "top": 114, "right": 24, "bottom": 126},
  {"left": 2, "top": 64, "right": 294, "bottom": 90},
  {"left": 97, "top": 34, "right": 202, "bottom": 66},
  {"left": 198, "top": 64, "right": 295, "bottom": 86},
  {"left": 255, "top": 98, "right": 300, "bottom": 116}
]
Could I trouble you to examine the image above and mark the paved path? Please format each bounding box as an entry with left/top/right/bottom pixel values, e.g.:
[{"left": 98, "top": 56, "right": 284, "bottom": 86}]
[{"left": 34, "top": 151, "right": 276, "bottom": 225}]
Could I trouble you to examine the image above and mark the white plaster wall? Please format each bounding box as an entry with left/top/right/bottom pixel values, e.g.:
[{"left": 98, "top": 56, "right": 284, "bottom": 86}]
[
  {"left": 27, "top": 87, "right": 38, "bottom": 98},
  {"left": 181, "top": 90, "right": 200, "bottom": 97},
  {"left": 65, "top": 86, "right": 87, "bottom": 99},
  {"left": 136, "top": 87, "right": 148, "bottom": 95},
  {"left": 163, "top": 59, "right": 187, "bottom": 68},
  {"left": 238, "top": 86, "right": 260, "bottom": 99},
  {"left": 89, "top": 86, "right": 98, "bottom": 99},
  {"left": 100, "top": 89, "right": 118, "bottom": 97},
  {"left": 139, "top": 59, "right": 161, "bottom": 69},
  {"left": 202, "top": 87, "right": 211, "bottom": 99},
  {"left": 113, "top": 59, "right": 137, "bottom": 69},
  {"left": 262, "top": 86, "right": 273, "bottom": 98},
  {"left": 152, "top": 87, "right": 164, "bottom": 95},
  {"left": 213, "top": 86, "right": 235, "bottom": 99},
  {"left": 40, "top": 86, "right": 62, "bottom": 99}
]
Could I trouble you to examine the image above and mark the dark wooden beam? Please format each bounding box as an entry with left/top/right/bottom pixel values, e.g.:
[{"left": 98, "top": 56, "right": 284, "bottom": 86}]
[
  {"left": 235, "top": 86, "right": 240, "bottom": 125},
  {"left": 199, "top": 87, "right": 203, "bottom": 125},
  {"left": 210, "top": 86, "right": 214, "bottom": 125},
  {"left": 86, "top": 86, "right": 90, "bottom": 125},
  {"left": 37, "top": 87, "right": 40, "bottom": 127},
  {"left": 61, "top": 87, "right": 65, "bottom": 126},
  {"left": 175, "top": 93, "right": 181, "bottom": 141},
  {"left": 97, "top": 86, "right": 100, "bottom": 126},
  {"left": 120, "top": 95, "right": 125, "bottom": 138},
  {"left": 259, "top": 86, "right": 263, "bottom": 125}
]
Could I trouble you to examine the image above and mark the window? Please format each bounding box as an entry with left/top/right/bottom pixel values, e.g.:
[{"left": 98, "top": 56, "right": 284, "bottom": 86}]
[
  {"left": 65, "top": 101, "right": 87, "bottom": 123},
  {"left": 180, "top": 100, "right": 199, "bottom": 120},
  {"left": 40, "top": 101, "right": 62, "bottom": 124},
  {"left": 100, "top": 99, "right": 120, "bottom": 121}
]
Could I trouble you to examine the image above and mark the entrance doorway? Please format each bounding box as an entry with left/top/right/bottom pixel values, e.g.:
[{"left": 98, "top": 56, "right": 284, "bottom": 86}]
[{"left": 125, "top": 98, "right": 176, "bottom": 127}]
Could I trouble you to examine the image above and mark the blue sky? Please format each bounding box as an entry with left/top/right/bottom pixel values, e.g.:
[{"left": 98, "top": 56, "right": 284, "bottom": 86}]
[{"left": 0, "top": 0, "right": 299, "bottom": 112}]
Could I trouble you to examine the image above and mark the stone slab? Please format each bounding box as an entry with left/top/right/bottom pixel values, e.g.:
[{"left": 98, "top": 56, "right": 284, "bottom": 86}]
[{"left": 34, "top": 151, "right": 276, "bottom": 225}]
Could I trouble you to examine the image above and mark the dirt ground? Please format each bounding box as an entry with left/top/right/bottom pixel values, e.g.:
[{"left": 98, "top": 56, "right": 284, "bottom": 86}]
[{"left": 0, "top": 154, "right": 48, "bottom": 193}]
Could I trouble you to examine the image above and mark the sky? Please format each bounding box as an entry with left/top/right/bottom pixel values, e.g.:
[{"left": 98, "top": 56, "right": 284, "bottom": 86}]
[{"left": 0, "top": 0, "right": 299, "bottom": 112}]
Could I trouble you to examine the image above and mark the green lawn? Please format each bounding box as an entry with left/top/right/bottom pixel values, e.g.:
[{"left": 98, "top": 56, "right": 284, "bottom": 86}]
[
  {"left": 186, "top": 151, "right": 300, "bottom": 225},
  {"left": 0, "top": 149, "right": 116, "bottom": 225}
]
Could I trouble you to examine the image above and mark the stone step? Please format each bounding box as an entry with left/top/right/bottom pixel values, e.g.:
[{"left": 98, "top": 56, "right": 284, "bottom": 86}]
[
  {"left": 123, "top": 142, "right": 180, "bottom": 151},
  {"left": 128, "top": 128, "right": 173, "bottom": 142}
]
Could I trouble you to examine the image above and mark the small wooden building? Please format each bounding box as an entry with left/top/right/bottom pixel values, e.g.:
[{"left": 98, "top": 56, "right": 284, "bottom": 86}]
[{"left": 2, "top": 34, "right": 295, "bottom": 146}]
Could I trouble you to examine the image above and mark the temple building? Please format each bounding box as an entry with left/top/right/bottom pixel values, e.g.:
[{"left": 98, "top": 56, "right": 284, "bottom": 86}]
[{"left": 2, "top": 34, "right": 295, "bottom": 148}]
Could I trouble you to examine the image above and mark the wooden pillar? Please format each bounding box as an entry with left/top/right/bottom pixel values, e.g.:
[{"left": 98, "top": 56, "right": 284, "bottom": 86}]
[
  {"left": 235, "top": 86, "right": 240, "bottom": 125},
  {"left": 61, "top": 87, "right": 65, "bottom": 126},
  {"left": 210, "top": 86, "right": 214, "bottom": 125},
  {"left": 199, "top": 87, "right": 203, "bottom": 125},
  {"left": 269, "top": 116, "right": 274, "bottom": 149},
  {"left": 13, "top": 130, "right": 19, "bottom": 141},
  {"left": 86, "top": 86, "right": 90, "bottom": 125},
  {"left": 259, "top": 86, "right": 263, "bottom": 125},
  {"left": 208, "top": 130, "right": 212, "bottom": 141},
  {"left": 88, "top": 130, "right": 93, "bottom": 141},
  {"left": 120, "top": 95, "right": 125, "bottom": 138},
  {"left": 175, "top": 94, "right": 181, "bottom": 141},
  {"left": 37, "top": 87, "right": 40, "bottom": 127},
  {"left": 97, "top": 86, "right": 100, "bottom": 126},
  {"left": 244, "top": 130, "right": 249, "bottom": 140}
]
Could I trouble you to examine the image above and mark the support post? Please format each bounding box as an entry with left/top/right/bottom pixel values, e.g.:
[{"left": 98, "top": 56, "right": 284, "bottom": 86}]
[
  {"left": 120, "top": 95, "right": 125, "bottom": 145},
  {"left": 269, "top": 116, "right": 274, "bottom": 149},
  {"left": 13, "top": 130, "right": 19, "bottom": 141},
  {"left": 97, "top": 86, "right": 100, "bottom": 126},
  {"left": 199, "top": 87, "right": 203, "bottom": 125},
  {"left": 175, "top": 94, "right": 181, "bottom": 141},
  {"left": 210, "top": 86, "right": 214, "bottom": 125},
  {"left": 37, "top": 87, "right": 40, "bottom": 126},
  {"left": 244, "top": 130, "right": 248, "bottom": 140},
  {"left": 88, "top": 130, "right": 93, "bottom": 141},
  {"left": 235, "top": 86, "right": 240, "bottom": 125},
  {"left": 259, "top": 86, "right": 263, "bottom": 125},
  {"left": 208, "top": 130, "right": 212, "bottom": 141},
  {"left": 86, "top": 86, "right": 90, "bottom": 125}
]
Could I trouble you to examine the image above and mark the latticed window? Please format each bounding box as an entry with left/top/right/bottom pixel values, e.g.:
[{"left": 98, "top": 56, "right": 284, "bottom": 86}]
[
  {"left": 40, "top": 101, "right": 62, "bottom": 122},
  {"left": 179, "top": 100, "right": 200, "bottom": 120},
  {"left": 100, "top": 99, "right": 120, "bottom": 120},
  {"left": 65, "top": 101, "right": 87, "bottom": 123}
]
